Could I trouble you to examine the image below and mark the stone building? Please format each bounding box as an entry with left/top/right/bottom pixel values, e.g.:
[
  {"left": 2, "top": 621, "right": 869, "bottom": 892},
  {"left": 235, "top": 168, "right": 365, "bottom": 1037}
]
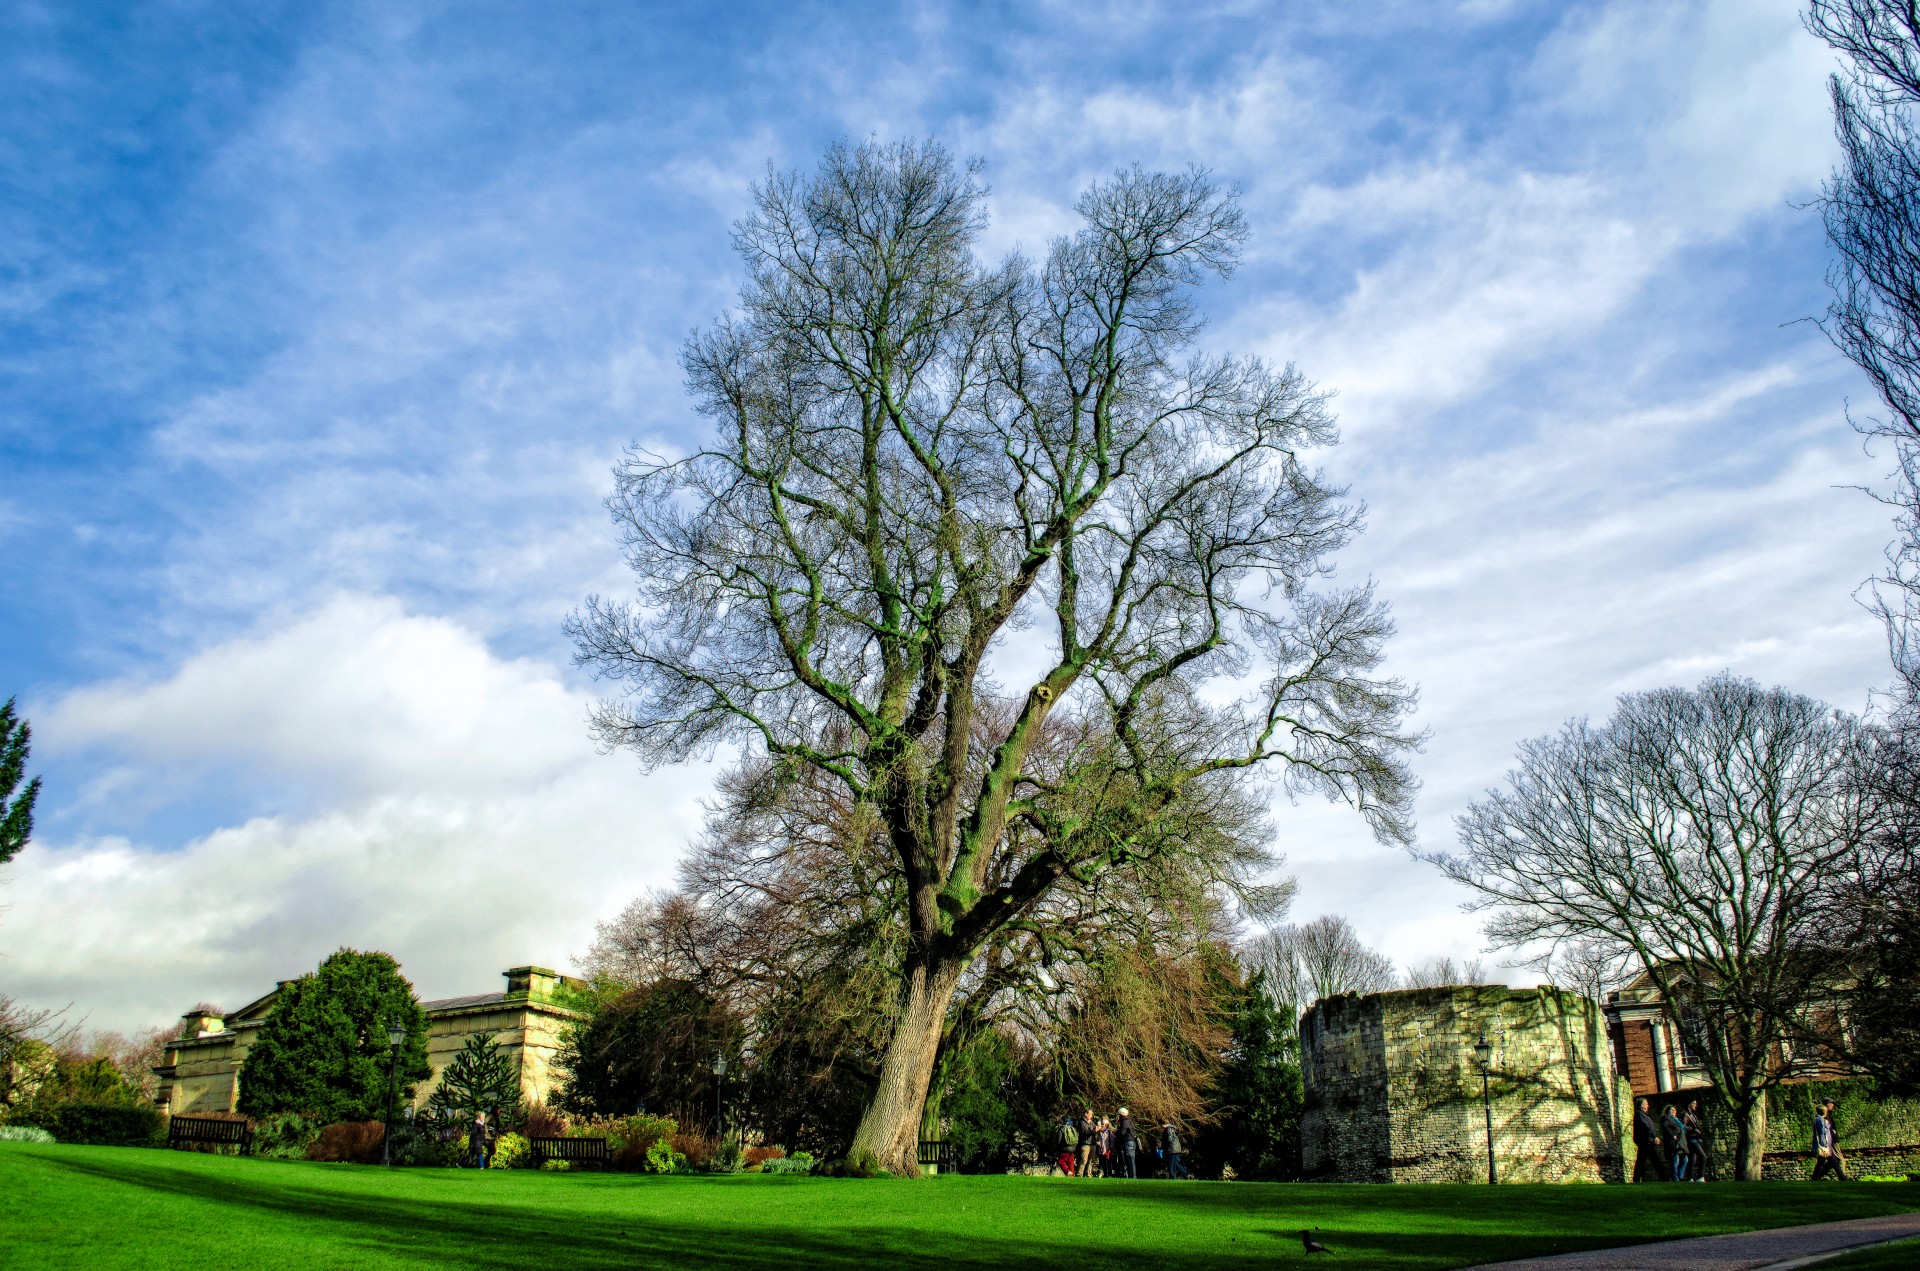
[
  {"left": 153, "top": 965, "right": 586, "bottom": 1116},
  {"left": 1300, "top": 985, "right": 1629, "bottom": 1183}
]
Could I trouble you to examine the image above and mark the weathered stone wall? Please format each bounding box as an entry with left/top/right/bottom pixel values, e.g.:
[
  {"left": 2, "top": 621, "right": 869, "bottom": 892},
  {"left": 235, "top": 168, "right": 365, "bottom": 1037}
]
[{"left": 1302, "top": 986, "right": 1630, "bottom": 1184}]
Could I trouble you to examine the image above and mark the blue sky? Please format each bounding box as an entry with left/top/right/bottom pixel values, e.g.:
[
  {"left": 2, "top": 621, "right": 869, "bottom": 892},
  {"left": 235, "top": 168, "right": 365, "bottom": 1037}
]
[{"left": 0, "top": 0, "right": 1896, "bottom": 1031}]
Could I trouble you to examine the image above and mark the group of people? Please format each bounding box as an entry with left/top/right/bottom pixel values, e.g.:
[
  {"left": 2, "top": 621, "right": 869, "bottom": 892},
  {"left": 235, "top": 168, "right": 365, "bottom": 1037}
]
[
  {"left": 1054, "top": 1108, "right": 1187, "bottom": 1180},
  {"left": 1633, "top": 1095, "right": 1851, "bottom": 1182},
  {"left": 1631, "top": 1096, "right": 1711, "bottom": 1182}
]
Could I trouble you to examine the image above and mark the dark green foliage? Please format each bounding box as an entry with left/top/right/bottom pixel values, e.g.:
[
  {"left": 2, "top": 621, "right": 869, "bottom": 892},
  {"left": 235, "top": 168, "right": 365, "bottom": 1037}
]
[
  {"left": 425, "top": 1032, "right": 522, "bottom": 1124},
  {"left": 1200, "top": 972, "right": 1304, "bottom": 1180},
  {"left": 553, "top": 978, "right": 741, "bottom": 1125},
  {"left": 235, "top": 948, "right": 430, "bottom": 1122},
  {"left": 934, "top": 1030, "right": 1054, "bottom": 1173},
  {"left": 48, "top": 1102, "right": 161, "bottom": 1146},
  {"left": 250, "top": 1111, "right": 325, "bottom": 1160},
  {"left": 0, "top": 697, "right": 41, "bottom": 868},
  {"left": 8, "top": 1044, "right": 147, "bottom": 1128}
]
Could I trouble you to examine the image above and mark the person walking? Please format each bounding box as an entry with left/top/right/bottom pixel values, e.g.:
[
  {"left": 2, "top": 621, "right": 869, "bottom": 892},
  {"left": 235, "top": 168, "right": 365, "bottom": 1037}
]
[
  {"left": 1055, "top": 1115, "right": 1079, "bottom": 1176},
  {"left": 1684, "top": 1100, "right": 1710, "bottom": 1183},
  {"left": 1076, "top": 1110, "right": 1097, "bottom": 1178},
  {"left": 1661, "top": 1104, "right": 1688, "bottom": 1181},
  {"left": 1115, "top": 1108, "right": 1138, "bottom": 1179},
  {"left": 1812, "top": 1099, "right": 1849, "bottom": 1181},
  {"left": 469, "top": 1109, "right": 491, "bottom": 1169},
  {"left": 1161, "top": 1122, "right": 1188, "bottom": 1180},
  {"left": 1632, "top": 1098, "right": 1664, "bottom": 1182}
]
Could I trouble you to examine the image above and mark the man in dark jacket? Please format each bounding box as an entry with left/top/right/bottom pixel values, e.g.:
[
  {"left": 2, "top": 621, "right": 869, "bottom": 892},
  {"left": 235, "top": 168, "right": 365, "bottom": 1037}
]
[
  {"left": 470, "top": 1109, "right": 491, "bottom": 1169},
  {"left": 1632, "top": 1098, "right": 1664, "bottom": 1182},
  {"left": 1115, "top": 1108, "right": 1138, "bottom": 1179},
  {"left": 1161, "top": 1122, "right": 1188, "bottom": 1179}
]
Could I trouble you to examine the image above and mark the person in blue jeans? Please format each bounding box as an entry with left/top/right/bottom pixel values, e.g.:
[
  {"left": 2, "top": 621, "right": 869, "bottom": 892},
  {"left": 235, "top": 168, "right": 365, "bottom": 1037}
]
[
  {"left": 1662, "top": 1104, "right": 1688, "bottom": 1181},
  {"left": 1161, "top": 1122, "right": 1188, "bottom": 1179},
  {"left": 1114, "top": 1108, "right": 1138, "bottom": 1178}
]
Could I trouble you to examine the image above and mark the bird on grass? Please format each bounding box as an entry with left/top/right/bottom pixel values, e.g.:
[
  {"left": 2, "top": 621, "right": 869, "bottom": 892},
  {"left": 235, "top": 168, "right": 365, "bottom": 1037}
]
[{"left": 1301, "top": 1229, "right": 1331, "bottom": 1255}]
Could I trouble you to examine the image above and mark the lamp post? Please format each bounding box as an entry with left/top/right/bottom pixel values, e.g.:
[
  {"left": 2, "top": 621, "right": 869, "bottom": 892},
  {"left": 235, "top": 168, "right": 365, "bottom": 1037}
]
[
  {"left": 1474, "top": 1033, "right": 1496, "bottom": 1186},
  {"left": 711, "top": 1056, "right": 729, "bottom": 1138},
  {"left": 382, "top": 1023, "right": 407, "bottom": 1167}
]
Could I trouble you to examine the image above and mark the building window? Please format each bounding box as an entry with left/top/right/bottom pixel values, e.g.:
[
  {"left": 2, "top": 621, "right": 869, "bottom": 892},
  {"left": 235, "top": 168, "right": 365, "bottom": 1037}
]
[{"left": 1671, "top": 1012, "right": 1706, "bottom": 1068}]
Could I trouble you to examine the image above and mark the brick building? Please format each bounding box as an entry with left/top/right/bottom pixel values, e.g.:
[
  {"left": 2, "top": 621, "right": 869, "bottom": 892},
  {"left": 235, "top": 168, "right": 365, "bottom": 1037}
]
[
  {"left": 153, "top": 965, "right": 586, "bottom": 1116},
  {"left": 1602, "top": 974, "right": 1920, "bottom": 1180}
]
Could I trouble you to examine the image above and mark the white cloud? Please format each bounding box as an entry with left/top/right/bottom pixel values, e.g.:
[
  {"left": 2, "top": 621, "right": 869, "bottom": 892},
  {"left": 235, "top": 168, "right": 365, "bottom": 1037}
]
[{"left": 4, "top": 597, "right": 701, "bottom": 1032}]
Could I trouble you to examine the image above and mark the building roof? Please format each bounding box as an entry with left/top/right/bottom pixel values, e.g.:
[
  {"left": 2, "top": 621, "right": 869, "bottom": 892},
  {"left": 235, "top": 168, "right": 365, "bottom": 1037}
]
[{"left": 422, "top": 992, "right": 509, "bottom": 1012}]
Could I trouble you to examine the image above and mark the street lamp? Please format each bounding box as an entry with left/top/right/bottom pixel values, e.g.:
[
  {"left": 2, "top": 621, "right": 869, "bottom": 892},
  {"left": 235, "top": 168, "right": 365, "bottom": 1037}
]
[
  {"left": 382, "top": 1022, "right": 407, "bottom": 1167},
  {"left": 1474, "top": 1033, "right": 1496, "bottom": 1186},
  {"left": 711, "top": 1055, "right": 728, "bottom": 1138}
]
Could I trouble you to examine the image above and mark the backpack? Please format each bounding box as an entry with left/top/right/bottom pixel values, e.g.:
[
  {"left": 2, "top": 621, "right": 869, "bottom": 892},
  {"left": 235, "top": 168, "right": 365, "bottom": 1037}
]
[{"left": 1060, "top": 1122, "right": 1079, "bottom": 1150}]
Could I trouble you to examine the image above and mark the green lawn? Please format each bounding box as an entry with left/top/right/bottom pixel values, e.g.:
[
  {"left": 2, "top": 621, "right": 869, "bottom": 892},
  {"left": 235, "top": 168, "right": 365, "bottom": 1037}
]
[
  {"left": 3, "top": 1143, "right": 1917, "bottom": 1270},
  {"left": 1811, "top": 1235, "right": 1920, "bottom": 1269}
]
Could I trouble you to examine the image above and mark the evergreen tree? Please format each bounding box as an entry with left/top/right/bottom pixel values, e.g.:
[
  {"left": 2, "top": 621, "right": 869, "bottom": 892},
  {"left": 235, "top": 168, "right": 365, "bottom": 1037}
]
[
  {"left": 1204, "top": 971, "right": 1304, "bottom": 1180},
  {"left": 1, "top": 698, "right": 42, "bottom": 868},
  {"left": 237, "top": 948, "right": 430, "bottom": 1122},
  {"left": 426, "top": 1032, "right": 523, "bottom": 1124}
]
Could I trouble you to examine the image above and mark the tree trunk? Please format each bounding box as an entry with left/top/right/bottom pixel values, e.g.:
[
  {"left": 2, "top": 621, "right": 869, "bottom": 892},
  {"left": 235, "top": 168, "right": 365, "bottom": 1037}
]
[
  {"left": 1735, "top": 1090, "right": 1768, "bottom": 1182},
  {"left": 849, "top": 960, "right": 963, "bottom": 1176}
]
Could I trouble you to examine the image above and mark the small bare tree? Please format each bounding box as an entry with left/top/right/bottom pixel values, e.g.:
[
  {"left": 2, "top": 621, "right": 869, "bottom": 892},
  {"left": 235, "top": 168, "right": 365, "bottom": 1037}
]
[
  {"left": 1434, "top": 675, "right": 1875, "bottom": 1181},
  {"left": 572, "top": 140, "right": 1419, "bottom": 1171},
  {"left": 1240, "top": 914, "right": 1395, "bottom": 1025},
  {"left": 1399, "top": 956, "right": 1486, "bottom": 990}
]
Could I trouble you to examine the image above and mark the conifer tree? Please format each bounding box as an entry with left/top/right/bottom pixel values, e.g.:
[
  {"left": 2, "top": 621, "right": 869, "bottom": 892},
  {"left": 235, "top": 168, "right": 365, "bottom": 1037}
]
[
  {"left": 237, "top": 948, "right": 430, "bottom": 1122},
  {"left": 1, "top": 697, "right": 41, "bottom": 868},
  {"left": 426, "top": 1032, "right": 523, "bottom": 1124}
]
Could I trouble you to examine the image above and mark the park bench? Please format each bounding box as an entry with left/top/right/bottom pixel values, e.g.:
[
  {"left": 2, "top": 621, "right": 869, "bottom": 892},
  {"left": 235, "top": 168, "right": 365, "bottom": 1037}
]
[
  {"left": 917, "top": 1140, "right": 958, "bottom": 1173},
  {"left": 167, "top": 1115, "right": 254, "bottom": 1155},
  {"left": 531, "top": 1136, "right": 610, "bottom": 1169}
]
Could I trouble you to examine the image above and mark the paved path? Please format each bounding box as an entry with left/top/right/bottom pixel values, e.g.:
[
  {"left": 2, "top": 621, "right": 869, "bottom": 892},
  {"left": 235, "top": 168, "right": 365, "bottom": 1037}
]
[{"left": 1461, "top": 1212, "right": 1920, "bottom": 1271}]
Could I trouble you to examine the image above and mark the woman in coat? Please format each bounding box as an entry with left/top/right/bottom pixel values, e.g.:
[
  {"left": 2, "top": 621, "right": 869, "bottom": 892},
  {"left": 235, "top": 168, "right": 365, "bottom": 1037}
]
[{"left": 1660, "top": 1104, "right": 1687, "bottom": 1181}]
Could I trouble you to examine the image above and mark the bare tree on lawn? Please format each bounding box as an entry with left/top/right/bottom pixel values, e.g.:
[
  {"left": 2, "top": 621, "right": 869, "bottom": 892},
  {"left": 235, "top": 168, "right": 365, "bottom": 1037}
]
[
  {"left": 1434, "top": 675, "right": 1875, "bottom": 1181},
  {"left": 571, "top": 140, "right": 1419, "bottom": 1172}
]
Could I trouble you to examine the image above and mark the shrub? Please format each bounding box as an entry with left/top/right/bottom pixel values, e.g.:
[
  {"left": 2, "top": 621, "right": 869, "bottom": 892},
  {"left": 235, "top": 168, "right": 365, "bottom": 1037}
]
[
  {"left": 386, "top": 1118, "right": 460, "bottom": 1167},
  {"left": 670, "top": 1129, "right": 715, "bottom": 1171},
  {"left": 252, "top": 1111, "right": 324, "bottom": 1160},
  {"left": 760, "top": 1151, "right": 813, "bottom": 1175},
  {"left": 489, "top": 1132, "right": 530, "bottom": 1169},
  {"left": 645, "top": 1136, "right": 685, "bottom": 1174},
  {"left": 710, "top": 1137, "right": 746, "bottom": 1173},
  {"left": 0, "top": 1125, "right": 55, "bottom": 1143},
  {"left": 607, "top": 1113, "right": 678, "bottom": 1170},
  {"left": 522, "top": 1101, "right": 567, "bottom": 1140},
  {"left": 49, "top": 1103, "right": 161, "bottom": 1146},
  {"left": 540, "top": 1158, "right": 572, "bottom": 1171},
  {"left": 306, "top": 1121, "right": 387, "bottom": 1164},
  {"left": 744, "top": 1144, "right": 786, "bottom": 1170}
]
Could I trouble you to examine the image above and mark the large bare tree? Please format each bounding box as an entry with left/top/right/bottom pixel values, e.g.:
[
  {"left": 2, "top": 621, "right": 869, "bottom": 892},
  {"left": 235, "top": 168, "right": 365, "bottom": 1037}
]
[
  {"left": 1810, "top": 1, "right": 1920, "bottom": 692},
  {"left": 572, "top": 140, "right": 1418, "bottom": 1171},
  {"left": 1434, "top": 675, "right": 1875, "bottom": 1180},
  {"left": 1240, "top": 914, "right": 1395, "bottom": 1026}
]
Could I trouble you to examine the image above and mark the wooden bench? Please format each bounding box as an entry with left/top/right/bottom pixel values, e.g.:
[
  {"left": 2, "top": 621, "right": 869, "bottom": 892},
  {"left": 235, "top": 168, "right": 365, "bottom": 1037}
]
[
  {"left": 531, "top": 1136, "right": 610, "bottom": 1168},
  {"left": 167, "top": 1115, "right": 253, "bottom": 1155},
  {"left": 917, "top": 1140, "right": 958, "bottom": 1173}
]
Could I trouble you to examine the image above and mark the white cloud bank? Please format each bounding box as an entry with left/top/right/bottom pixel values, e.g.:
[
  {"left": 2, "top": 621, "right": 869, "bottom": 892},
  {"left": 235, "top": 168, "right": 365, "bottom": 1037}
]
[{"left": 3, "top": 596, "right": 699, "bottom": 1032}]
